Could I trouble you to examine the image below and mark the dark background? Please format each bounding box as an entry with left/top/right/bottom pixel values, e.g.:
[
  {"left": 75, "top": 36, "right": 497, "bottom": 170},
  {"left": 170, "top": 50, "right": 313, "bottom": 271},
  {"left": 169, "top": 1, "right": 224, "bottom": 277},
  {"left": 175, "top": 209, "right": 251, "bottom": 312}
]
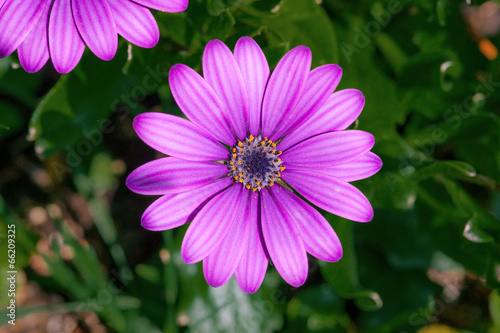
[{"left": 1, "top": 0, "right": 500, "bottom": 332}]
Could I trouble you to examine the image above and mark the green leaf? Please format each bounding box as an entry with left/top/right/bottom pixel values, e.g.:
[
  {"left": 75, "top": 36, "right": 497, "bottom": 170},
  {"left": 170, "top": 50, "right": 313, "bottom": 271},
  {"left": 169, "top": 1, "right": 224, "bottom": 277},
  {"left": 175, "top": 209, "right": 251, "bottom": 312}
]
[
  {"left": 358, "top": 171, "right": 417, "bottom": 211},
  {"left": 414, "top": 161, "right": 477, "bottom": 182},
  {"left": 72, "top": 153, "right": 130, "bottom": 271},
  {"left": 415, "top": 180, "right": 492, "bottom": 274},
  {"left": 463, "top": 214, "right": 496, "bottom": 244},
  {"left": 28, "top": 47, "right": 148, "bottom": 158},
  {"left": 56, "top": 219, "right": 108, "bottom": 290},
  {"left": 490, "top": 290, "right": 500, "bottom": 331},
  {"left": 405, "top": 112, "right": 500, "bottom": 149},
  {"left": 156, "top": 12, "right": 198, "bottom": 48},
  {"left": 207, "top": 0, "right": 227, "bottom": 16},
  {"left": 262, "top": 43, "right": 291, "bottom": 68},
  {"left": 251, "top": 0, "right": 339, "bottom": 67},
  {"left": 205, "top": 10, "right": 236, "bottom": 40},
  {"left": 135, "top": 264, "right": 162, "bottom": 284},
  {"left": 440, "top": 178, "right": 500, "bottom": 235},
  {"left": 185, "top": 279, "right": 281, "bottom": 332},
  {"left": 287, "top": 285, "right": 351, "bottom": 331},
  {"left": 334, "top": 13, "right": 408, "bottom": 141},
  {"left": 242, "top": 0, "right": 283, "bottom": 15},
  {"left": 441, "top": 178, "right": 477, "bottom": 215},
  {"left": 319, "top": 217, "right": 382, "bottom": 311},
  {"left": 436, "top": 0, "right": 446, "bottom": 26},
  {"left": 374, "top": 33, "right": 409, "bottom": 75},
  {"left": 454, "top": 135, "right": 500, "bottom": 184}
]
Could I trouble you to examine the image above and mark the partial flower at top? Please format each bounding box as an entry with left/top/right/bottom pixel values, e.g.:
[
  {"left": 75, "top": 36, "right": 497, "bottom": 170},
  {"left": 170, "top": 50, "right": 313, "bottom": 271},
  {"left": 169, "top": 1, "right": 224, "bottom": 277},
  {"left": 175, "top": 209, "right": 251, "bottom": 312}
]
[
  {"left": 0, "top": 0, "right": 188, "bottom": 73},
  {"left": 126, "top": 37, "right": 382, "bottom": 293}
]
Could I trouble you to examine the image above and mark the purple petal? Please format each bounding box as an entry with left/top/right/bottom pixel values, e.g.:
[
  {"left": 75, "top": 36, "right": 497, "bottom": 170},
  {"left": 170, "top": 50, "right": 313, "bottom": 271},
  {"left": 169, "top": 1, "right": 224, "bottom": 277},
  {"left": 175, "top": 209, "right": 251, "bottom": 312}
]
[
  {"left": 72, "top": 0, "right": 118, "bottom": 61},
  {"left": 281, "top": 130, "right": 374, "bottom": 168},
  {"left": 261, "top": 46, "right": 311, "bottom": 138},
  {"left": 272, "top": 64, "right": 342, "bottom": 140},
  {"left": 235, "top": 193, "right": 268, "bottom": 294},
  {"left": 273, "top": 185, "right": 342, "bottom": 262},
  {"left": 0, "top": 0, "right": 6, "bottom": 9},
  {"left": 49, "top": 0, "right": 85, "bottom": 74},
  {"left": 181, "top": 184, "right": 243, "bottom": 264},
  {"left": 260, "top": 187, "right": 308, "bottom": 287},
  {"left": 282, "top": 168, "right": 373, "bottom": 223},
  {"left": 18, "top": 1, "right": 51, "bottom": 73},
  {"left": 203, "top": 190, "right": 252, "bottom": 287},
  {"left": 126, "top": 157, "right": 228, "bottom": 195},
  {"left": 130, "top": 0, "right": 188, "bottom": 12},
  {"left": 233, "top": 36, "right": 269, "bottom": 136},
  {"left": 203, "top": 39, "right": 249, "bottom": 140},
  {"left": 0, "top": 0, "right": 48, "bottom": 58},
  {"left": 141, "top": 178, "right": 232, "bottom": 231},
  {"left": 324, "top": 152, "right": 382, "bottom": 182},
  {"left": 279, "top": 89, "right": 365, "bottom": 151},
  {"left": 169, "top": 64, "right": 235, "bottom": 145},
  {"left": 133, "top": 112, "right": 229, "bottom": 161},
  {"left": 107, "top": 0, "right": 159, "bottom": 48}
]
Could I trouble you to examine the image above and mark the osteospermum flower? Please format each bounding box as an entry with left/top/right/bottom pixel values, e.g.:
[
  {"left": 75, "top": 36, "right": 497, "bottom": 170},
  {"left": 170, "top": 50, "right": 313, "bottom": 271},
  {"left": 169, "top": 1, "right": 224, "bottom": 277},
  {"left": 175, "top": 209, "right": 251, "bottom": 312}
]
[
  {"left": 0, "top": 0, "right": 188, "bottom": 73},
  {"left": 126, "top": 37, "right": 382, "bottom": 293}
]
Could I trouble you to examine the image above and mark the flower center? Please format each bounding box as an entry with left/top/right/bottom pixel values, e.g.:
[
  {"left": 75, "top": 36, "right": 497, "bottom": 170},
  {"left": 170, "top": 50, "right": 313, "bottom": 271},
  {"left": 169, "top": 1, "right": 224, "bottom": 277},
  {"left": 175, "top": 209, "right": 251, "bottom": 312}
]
[{"left": 227, "top": 135, "right": 285, "bottom": 191}]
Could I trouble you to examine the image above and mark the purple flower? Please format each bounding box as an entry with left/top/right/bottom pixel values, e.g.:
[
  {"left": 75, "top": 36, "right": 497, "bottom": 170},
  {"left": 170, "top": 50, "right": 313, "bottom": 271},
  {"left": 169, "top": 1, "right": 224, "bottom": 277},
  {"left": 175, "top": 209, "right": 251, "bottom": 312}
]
[
  {"left": 0, "top": 0, "right": 188, "bottom": 73},
  {"left": 126, "top": 37, "right": 382, "bottom": 293}
]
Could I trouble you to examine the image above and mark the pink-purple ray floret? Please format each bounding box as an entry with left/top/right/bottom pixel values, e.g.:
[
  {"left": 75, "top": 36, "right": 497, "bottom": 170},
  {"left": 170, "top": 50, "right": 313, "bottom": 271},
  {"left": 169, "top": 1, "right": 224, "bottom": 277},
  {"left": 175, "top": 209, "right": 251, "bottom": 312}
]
[{"left": 0, "top": 0, "right": 188, "bottom": 73}]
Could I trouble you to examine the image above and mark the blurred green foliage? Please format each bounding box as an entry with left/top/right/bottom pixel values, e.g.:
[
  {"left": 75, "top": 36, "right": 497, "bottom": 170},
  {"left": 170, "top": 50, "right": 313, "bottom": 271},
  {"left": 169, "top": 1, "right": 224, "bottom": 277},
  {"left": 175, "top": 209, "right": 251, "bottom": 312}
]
[{"left": 1, "top": 0, "right": 500, "bottom": 332}]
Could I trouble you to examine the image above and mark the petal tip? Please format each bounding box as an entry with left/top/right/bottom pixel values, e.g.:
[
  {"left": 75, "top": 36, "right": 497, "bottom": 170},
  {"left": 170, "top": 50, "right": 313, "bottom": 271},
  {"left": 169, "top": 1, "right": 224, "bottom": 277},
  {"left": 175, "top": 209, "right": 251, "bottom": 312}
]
[
  {"left": 168, "top": 63, "right": 187, "bottom": 81},
  {"left": 98, "top": 53, "right": 116, "bottom": 61},
  {"left": 207, "top": 39, "right": 223, "bottom": 46},
  {"left": 125, "top": 172, "right": 139, "bottom": 193},
  {"left": 358, "top": 207, "right": 374, "bottom": 223},
  {"left": 204, "top": 39, "right": 225, "bottom": 52},
  {"left": 343, "top": 88, "right": 365, "bottom": 104},
  {"left": 236, "top": 274, "right": 264, "bottom": 294},
  {"left": 140, "top": 211, "right": 155, "bottom": 231},
  {"left": 326, "top": 63, "right": 342, "bottom": 73},
  {"left": 92, "top": 42, "right": 118, "bottom": 61},
  {"left": 322, "top": 247, "right": 343, "bottom": 263},
  {"left": 140, "top": 38, "right": 159, "bottom": 49},
  {"left": 356, "top": 131, "right": 375, "bottom": 150},
  {"left": 373, "top": 153, "right": 383, "bottom": 171},
  {"left": 131, "top": 115, "right": 142, "bottom": 133},
  {"left": 163, "top": 0, "right": 188, "bottom": 12},
  {"left": 54, "top": 65, "right": 75, "bottom": 75},
  {"left": 237, "top": 36, "right": 254, "bottom": 43},
  {"left": 21, "top": 65, "right": 42, "bottom": 74},
  {"left": 132, "top": 112, "right": 153, "bottom": 132},
  {"left": 286, "top": 273, "right": 307, "bottom": 288},
  {"left": 295, "top": 45, "right": 311, "bottom": 53},
  {"left": 369, "top": 133, "right": 376, "bottom": 147},
  {"left": 240, "top": 285, "right": 259, "bottom": 294},
  {"left": 235, "top": 36, "right": 259, "bottom": 50},
  {"left": 181, "top": 247, "right": 198, "bottom": 264},
  {"left": 204, "top": 269, "right": 229, "bottom": 288},
  {"left": 298, "top": 45, "right": 312, "bottom": 59},
  {"left": 141, "top": 222, "right": 159, "bottom": 232}
]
